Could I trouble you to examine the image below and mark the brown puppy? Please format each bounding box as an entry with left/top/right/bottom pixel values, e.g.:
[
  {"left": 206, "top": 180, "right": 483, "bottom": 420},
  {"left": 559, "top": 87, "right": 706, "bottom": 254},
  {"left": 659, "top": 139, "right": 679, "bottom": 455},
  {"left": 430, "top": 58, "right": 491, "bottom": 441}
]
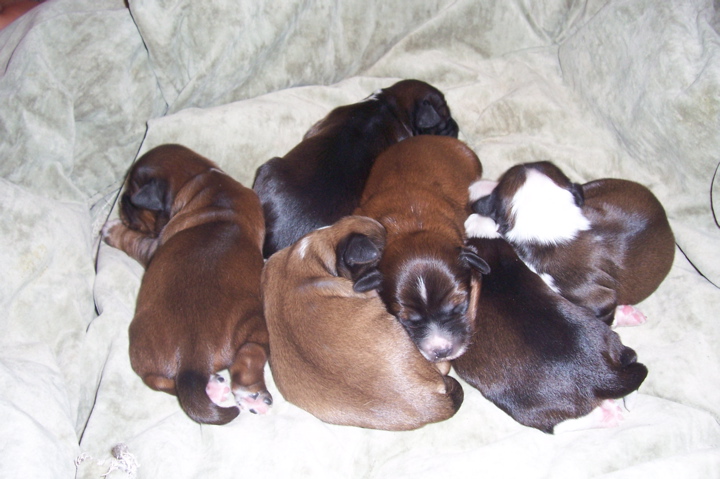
[
  {"left": 263, "top": 216, "right": 463, "bottom": 430},
  {"left": 468, "top": 161, "right": 675, "bottom": 326},
  {"left": 103, "top": 144, "right": 272, "bottom": 425},
  {"left": 354, "top": 135, "right": 489, "bottom": 363},
  {"left": 253, "top": 79, "right": 459, "bottom": 258},
  {"left": 452, "top": 237, "right": 648, "bottom": 434}
]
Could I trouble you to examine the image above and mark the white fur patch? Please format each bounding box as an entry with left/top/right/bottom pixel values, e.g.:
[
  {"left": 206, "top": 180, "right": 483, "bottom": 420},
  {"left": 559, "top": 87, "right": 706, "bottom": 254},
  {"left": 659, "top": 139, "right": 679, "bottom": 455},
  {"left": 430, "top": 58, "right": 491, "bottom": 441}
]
[
  {"left": 465, "top": 214, "right": 501, "bottom": 239},
  {"left": 418, "top": 324, "right": 467, "bottom": 362},
  {"left": 419, "top": 326, "right": 454, "bottom": 360},
  {"left": 520, "top": 259, "right": 556, "bottom": 292},
  {"left": 539, "top": 273, "right": 560, "bottom": 293},
  {"left": 506, "top": 169, "right": 590, "bottom": 245},
  {"left": 417, "top": 277, "right": 428, "bottom": 302},
  {"left": 553, "top": 399, "right": 625, "bottom": 434},
  {"left": 296, "top": 237, "right": 310, "bottom": 259},
  {"left": 468, "top": 179, "right": 498, "bottom": 202},
  {"left": 523, "top": 260, "right": 560, "bottom": 293},
  {"left": 366, "top": 89, "right": 383, "bottom": 101}
]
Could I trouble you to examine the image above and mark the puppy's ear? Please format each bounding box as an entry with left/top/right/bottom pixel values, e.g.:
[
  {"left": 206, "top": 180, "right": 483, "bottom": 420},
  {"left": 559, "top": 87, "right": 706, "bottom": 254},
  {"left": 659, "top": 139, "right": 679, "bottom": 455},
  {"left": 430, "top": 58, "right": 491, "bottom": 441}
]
[
  {"left": 351, "top": 269, "right": 383, "bottom": 293},
  {"left": 130, "top": 178, "right": 167, "bottom": 212},
  {"left": 570, "top": 183, "right": 585, "bottom": 207},
  {"left": 415, "top": 99, "right": 442, "bottom": 130},
  {"left": 337, "top": 233, "right": 384, "bottom": 293},
  {"left": 342, "top": 233, "right": 380, "bottom": 265},
  {"left": 460, "top": 246, "right": 491, "bottom": 275},
  {"left": 471, "top": 195, "right": 495, "bottom": 218}
]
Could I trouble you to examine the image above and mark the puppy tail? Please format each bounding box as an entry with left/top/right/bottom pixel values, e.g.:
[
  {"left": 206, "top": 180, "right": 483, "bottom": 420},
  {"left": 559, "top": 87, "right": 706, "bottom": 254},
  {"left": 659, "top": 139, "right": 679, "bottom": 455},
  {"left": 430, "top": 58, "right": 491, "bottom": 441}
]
[{"left": 176, "top": 370, "right": 239, "bottom": 425}]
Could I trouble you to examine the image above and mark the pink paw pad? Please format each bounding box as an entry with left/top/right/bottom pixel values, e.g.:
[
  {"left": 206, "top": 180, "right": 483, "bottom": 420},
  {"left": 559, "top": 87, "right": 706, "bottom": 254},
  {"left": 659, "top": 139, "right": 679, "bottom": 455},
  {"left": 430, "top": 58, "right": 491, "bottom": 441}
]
[
  {"left": 613, "top": 305, "right": 647, "bottom": 327},
  {"left": 553, "top": 399, "right": 625, "bottom": 433},
  {"left": 597, "top": 399, "right": 624, "bottom": 428},
  {"left": 234, "top": 390, "right": 273, "bottom": 415},
  {"left": 206, "top": 374, "right": 233, "bottom": 407}
]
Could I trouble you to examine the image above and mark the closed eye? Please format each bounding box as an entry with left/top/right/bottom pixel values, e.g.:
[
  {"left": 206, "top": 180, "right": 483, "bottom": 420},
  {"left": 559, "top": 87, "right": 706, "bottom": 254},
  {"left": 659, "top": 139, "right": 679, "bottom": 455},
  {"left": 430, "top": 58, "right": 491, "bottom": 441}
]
[{"left": 406, "top": 313, "right": 423, "bottom": 322}]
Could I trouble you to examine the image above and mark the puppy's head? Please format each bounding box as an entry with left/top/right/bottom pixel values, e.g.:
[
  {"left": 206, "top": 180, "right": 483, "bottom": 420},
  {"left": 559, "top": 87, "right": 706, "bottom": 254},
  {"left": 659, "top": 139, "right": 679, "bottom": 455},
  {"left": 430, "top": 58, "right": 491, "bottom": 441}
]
[
  {"left": 380, "top": 235, "right": 490, "bottom": 362},
  {"left": 470, "top": 161, "right": 589, "bottom": 245},
  {"left": 120, "top": 144, "right": 218, "bottom": 236},
  {"left": 378, "top": 79, "right": 459, "bottom": 138}
]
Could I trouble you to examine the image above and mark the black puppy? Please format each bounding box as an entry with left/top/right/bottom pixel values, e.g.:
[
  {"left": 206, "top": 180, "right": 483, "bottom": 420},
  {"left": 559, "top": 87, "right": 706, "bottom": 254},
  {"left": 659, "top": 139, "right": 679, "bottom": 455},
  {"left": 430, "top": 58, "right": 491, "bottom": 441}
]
[
  {"left": 253, "top": 79, "right": 459, "bottom": 257},
  {"left": 452, "top": 237, "right": 648, "bottom": 434}
]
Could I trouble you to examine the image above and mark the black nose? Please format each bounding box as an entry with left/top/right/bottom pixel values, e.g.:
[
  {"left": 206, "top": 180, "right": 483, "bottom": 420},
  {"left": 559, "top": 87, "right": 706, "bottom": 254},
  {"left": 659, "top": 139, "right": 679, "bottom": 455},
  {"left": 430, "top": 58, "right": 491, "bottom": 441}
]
[{"left": 433, "top": 347, "right": 453, "bottom": 360}]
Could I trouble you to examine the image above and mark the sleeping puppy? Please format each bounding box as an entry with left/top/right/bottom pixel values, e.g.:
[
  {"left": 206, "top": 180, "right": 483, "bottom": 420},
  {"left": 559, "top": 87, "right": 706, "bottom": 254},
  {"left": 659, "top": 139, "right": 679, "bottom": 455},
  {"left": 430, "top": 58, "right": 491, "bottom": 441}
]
[
  {"left": 253, "top": 79, "right": 459, "bottom": 258},
  {"left": 263, "top": 216, "right": 463, "bottom": 431},
  {"left": 468, "top": 161, "right": 675, "bottom": 326},
  {"left": 354, "top": 135, "right": 489, "bottom": 363},
  {"left": 103, "top": 144, "right": 272, "bottom": 425},
  {"left": 452, "top": 237, "right": 649, "bottom": 434}
]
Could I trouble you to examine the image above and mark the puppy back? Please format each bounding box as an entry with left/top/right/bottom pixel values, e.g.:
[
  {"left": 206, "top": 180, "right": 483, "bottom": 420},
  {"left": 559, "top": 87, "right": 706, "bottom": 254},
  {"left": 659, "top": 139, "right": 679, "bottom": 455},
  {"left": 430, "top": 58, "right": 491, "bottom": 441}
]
[{"left": 582, "top": 178, "right": 675, "bottom": 303}]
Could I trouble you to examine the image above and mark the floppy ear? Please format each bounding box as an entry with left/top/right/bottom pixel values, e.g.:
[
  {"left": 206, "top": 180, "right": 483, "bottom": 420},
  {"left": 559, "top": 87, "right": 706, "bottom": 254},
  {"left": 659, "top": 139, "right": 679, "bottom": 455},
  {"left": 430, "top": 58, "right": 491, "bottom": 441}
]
[
  {"left": 460, "top": 246, "right": 491, "bottom": 275},
  {"left": 351, "top": 269, "right": 383, "bottom": 293},
  {"left": 130, "top": 178, "right": 167, "bottom": 212},
  {"left": 471, "top": 195, "right": 495, "bottom": 218},
  {"left": 415, "top": 99, "right": 442, "bottom": 130},
  {"left": 342, "top": 233, "right": 380, "bottom": 265},
  {"left": 337, "top": 233, "right": 384, "bottom": 293},
  {"left": 570, "top": 183, "right": 585, "bottom": 207}
]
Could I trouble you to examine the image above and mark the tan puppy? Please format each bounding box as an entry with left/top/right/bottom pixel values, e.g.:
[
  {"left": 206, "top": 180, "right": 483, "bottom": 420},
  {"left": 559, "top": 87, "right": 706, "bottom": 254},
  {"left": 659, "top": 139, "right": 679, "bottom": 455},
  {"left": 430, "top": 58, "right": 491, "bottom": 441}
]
[
  {"left": 354, "top": 135, "right": 489, "bottom": 363},
  {"left": 263, "top": 216, "right": 463, "bottom": 431},
  {"left": 103, "top": 144, "right": 272, "bottom": 425}
]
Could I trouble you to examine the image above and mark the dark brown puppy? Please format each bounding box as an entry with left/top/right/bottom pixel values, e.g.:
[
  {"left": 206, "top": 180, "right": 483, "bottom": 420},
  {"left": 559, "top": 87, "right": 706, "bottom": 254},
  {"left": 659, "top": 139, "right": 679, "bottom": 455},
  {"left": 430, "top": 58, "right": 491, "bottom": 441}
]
[
  {"left": 452, "top": 237, "right": 648, "bottom": 434},
  {"left": 354, "top": 135, "right": 489, "bottom": 363},
  {"left": 253, "top": 79, "right": 459, "bottom": 258},
  {"left": 103, "top": 144, "right": 272, "bottom": 425},
  {"left": 263, "top": 216, "right": 463, "bottom": 430},
  {"left": 469, "top": 161, "right": 675, "bottom": 326}
]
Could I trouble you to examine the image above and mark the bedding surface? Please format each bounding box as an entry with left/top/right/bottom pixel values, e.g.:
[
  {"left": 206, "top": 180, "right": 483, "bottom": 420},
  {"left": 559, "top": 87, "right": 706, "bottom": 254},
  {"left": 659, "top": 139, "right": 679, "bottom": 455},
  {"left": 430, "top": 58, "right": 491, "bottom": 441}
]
[{"left": 1, "top": 0, "right": 719, "bottom": 478}]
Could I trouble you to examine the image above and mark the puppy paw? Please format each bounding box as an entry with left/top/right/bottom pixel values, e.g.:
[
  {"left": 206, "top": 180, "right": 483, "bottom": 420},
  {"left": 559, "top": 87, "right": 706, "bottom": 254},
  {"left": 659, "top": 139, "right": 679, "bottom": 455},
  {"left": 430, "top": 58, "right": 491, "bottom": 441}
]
[
  {"left": 464, "top": 214, "right": 500, "bottom": 239},
  {"left": 596, "top": 399, "right": 625, "bottom": 428},
  {"left": 613, "top": 305, "right": 647, "bottom": 328},
  {"left": 234, "top": 389, "right": 273, "bottom": 415},
  {"left": 205, "top": 374, "right": 234, "bottom": 407},
  {"left": 101, "top": 218, "right": 122, "bottom": 239},
  {"left": 553, "top": 399, "right": 624, "bottom": 433}
]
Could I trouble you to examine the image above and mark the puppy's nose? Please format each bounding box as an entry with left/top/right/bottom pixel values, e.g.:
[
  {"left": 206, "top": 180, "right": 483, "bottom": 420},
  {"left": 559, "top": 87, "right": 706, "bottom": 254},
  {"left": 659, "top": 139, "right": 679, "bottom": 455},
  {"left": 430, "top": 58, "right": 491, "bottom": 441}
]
[{"left": 433, "top": 347, "right": 453, "bottom": 361}]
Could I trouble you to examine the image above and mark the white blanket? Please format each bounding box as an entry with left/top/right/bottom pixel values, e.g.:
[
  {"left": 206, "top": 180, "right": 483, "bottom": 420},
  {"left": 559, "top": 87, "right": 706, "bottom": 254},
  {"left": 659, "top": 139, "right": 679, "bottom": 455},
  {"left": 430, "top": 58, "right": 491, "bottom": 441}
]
[{"left": 1, "top": 0, "right": 719, "bottom": 477}]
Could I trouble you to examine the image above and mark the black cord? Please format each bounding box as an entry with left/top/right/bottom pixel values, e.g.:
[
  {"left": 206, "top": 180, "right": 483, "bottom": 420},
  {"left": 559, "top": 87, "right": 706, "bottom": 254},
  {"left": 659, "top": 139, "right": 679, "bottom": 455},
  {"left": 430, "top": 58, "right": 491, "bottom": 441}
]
[{"left": 710, "top": 159, "right": 720, "bottom": 229}]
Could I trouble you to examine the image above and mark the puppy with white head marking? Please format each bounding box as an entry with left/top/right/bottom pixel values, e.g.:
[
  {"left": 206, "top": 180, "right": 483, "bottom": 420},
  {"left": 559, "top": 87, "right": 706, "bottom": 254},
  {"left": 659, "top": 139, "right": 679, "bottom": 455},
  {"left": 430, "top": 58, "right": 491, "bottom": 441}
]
[
  {"left": 103, "top": 144, "right": 272, "bottom": 425},
  {"left": 354, "top": 135, "right": 490, "bottom": 363},
  {"left": 263, "top": 216, "right": 463, "bottom": 430},
  {"left": 253, "top": 79, "right": 459, "bottom": 258},
  {"left": 468, "top": 161, "right": 674, "bottom": 326},
  {"left": 452, "top": 237, "right": 648, "bottom": 434}
]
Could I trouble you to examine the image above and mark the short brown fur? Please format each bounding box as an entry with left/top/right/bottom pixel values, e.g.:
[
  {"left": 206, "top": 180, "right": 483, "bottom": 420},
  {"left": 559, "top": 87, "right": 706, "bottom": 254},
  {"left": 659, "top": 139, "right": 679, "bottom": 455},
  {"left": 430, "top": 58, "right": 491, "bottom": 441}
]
[
  {"left": 263, "top": 216, "right": 463, "bottom": 431},
  {"left": 103, "top": 144, "right": 271, "bottom": 425},
  {"left": 354, "top": 135, "right": 487, "bottom": 362}
]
